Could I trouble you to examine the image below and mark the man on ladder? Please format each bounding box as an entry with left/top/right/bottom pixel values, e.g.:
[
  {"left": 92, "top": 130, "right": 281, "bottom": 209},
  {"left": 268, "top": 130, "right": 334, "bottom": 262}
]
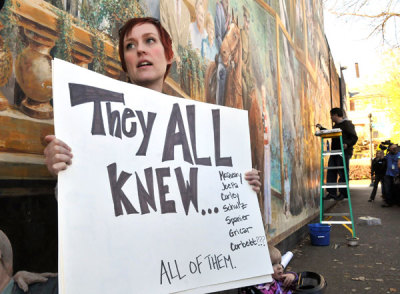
[{"left": 317, "top": 108, "right": 358, "bottom": 201}]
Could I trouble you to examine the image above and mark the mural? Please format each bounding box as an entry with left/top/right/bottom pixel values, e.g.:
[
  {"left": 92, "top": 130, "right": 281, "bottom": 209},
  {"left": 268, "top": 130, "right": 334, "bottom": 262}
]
[
  {"left": 294, "top": 0, "right": 305, "bottom": 54},
  {"left": 305, "top": 0, "right": 317, "bottom": 69},
  {"left": 0, "top": 0, "right": 339, "bottom": 260}
]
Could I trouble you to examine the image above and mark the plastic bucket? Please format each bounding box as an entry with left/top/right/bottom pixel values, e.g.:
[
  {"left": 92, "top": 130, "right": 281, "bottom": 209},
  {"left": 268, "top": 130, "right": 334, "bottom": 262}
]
[{"left": 308, "top": 223, "right": 331, "bottom": 246}]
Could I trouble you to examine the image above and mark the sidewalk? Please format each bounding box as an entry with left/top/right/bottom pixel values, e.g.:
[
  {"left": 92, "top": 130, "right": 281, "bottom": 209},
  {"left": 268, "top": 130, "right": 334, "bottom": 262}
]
[{"left": 287, "top": 182, "right": 400, "bottom": 293}]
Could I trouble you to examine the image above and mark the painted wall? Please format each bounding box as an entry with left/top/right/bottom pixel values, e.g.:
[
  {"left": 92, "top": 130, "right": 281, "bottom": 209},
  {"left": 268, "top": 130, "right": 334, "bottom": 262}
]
[{"left": 0, "top": 0, "right": 338, "bottom": 248}]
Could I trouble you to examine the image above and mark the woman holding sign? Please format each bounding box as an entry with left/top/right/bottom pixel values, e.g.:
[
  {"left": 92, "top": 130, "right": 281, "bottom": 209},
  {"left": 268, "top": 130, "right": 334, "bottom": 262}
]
[
  {"left": 12, "top": 17, "right": 263, "bottom": 292},
  {"left": 44, "top": 17, "right": 261, "bottom": 191}
]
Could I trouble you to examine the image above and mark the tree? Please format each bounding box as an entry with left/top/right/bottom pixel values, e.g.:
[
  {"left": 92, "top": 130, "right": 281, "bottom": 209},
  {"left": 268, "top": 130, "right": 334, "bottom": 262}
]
[
  {"left": 325, "top": 0, "right": 400, "bottom": 47},
  {"left": 352, "top": 48, "right": 400, "bottom": 143},
  {"left": 376, "top": 49, "right": 400, "bottom": 142}
]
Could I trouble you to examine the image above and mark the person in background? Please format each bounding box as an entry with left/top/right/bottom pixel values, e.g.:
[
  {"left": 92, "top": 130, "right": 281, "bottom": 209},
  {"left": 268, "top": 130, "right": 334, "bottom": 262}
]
[
  {"left": 318, "top": 108, "right": 358, "bottom": 201},
  {"left": 381, "top": 143, "right": 400, "bottom": 207},
  {"left": 368, "top": 150, "right": 387, "bottom": 202}
]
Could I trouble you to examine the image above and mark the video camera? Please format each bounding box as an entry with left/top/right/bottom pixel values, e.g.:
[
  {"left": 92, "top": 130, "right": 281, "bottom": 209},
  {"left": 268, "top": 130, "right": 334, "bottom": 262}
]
[{"left": 379, "top": 140, "right": 392, "bottom": 150}]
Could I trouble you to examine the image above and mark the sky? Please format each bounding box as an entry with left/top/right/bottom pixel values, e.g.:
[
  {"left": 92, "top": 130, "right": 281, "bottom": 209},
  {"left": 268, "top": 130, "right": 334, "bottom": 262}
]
[{"left": 323, "top": 1, "right": 395, "bottom": 90}]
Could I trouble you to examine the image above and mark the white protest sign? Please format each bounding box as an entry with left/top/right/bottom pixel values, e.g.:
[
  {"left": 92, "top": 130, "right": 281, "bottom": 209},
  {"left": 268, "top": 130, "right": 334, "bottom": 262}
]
[{"left": 53, "top": 58, "right": 273, "bottom": 294}]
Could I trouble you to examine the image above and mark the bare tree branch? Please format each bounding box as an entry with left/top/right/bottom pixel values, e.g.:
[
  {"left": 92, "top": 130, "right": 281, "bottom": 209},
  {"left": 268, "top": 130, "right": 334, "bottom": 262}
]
[{"left": 326, "top": 0, "right": 400, "bottom": 47}]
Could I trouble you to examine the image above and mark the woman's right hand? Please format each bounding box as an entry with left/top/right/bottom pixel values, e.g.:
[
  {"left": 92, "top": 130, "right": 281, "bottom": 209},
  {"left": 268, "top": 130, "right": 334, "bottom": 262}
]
[{"left": 43, "top": 135, "right": 73, "bottom": 177}]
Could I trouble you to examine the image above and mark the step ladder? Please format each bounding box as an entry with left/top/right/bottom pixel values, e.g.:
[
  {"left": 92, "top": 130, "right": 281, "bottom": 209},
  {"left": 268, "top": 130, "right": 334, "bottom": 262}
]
[{"left": 315, "top": 128, "right": 356, "bottom": 238}]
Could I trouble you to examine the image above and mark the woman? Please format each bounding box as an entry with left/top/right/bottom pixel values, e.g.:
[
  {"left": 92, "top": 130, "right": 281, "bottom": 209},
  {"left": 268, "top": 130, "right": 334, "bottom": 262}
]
[
  {"left": 17, "top": 17, "right": 261, "bottom": 290},
  {"left": 44, "top": 17, "right": 261, "bottom": 191}
]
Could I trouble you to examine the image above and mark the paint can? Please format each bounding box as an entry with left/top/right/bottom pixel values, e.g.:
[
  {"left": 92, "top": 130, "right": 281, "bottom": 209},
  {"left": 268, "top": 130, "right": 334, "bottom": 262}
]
[
  {"left": 295, "top": 271, "right": 327, "bottom": 293},
  {"left": 308, "top": 223, "right": 331, "bottom": 246}
]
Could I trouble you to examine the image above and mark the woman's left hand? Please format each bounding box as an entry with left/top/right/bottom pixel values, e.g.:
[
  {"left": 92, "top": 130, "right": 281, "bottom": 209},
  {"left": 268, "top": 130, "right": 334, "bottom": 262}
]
[{"left": 245, "top": 169, "right": 261, "bottom": 193}]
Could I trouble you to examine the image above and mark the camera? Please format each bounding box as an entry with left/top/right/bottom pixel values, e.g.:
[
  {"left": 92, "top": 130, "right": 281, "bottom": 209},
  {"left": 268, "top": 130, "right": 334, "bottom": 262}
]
[{"left": 379, "top": 140, "right": 392, "bottom": 151}]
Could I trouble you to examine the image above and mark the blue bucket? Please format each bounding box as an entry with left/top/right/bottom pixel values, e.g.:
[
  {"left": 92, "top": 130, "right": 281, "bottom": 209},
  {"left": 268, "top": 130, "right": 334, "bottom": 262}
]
[{"left": 308, "top": 223, "right": 331, "bottom": 246}]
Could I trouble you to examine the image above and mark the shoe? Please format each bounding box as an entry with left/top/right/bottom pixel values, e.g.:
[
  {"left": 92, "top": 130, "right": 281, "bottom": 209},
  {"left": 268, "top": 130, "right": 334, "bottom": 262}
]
[
  {"left": 381, "top": 204, "right": 392, "bottom": 207},
  {"left": 323, "top": 193, "right": 336, "bottom": 200},
  {"left": 368, "top": 199, "right": 374, "bottom": 202},
  {"left": 336, "top": 194, "right": 346, "bottom": 201}
]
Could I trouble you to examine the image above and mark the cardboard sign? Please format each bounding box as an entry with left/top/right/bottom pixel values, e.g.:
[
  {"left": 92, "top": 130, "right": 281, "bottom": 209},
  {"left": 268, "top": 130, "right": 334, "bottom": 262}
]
[{"left": 53, "top": 59, "right": 272, "bottom": 294}]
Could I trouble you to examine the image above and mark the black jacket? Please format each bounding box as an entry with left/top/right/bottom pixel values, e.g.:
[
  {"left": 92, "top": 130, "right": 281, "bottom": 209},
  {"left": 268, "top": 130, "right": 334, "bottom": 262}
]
[
  {"left": 331, "top": 119, "right": 358, "bottom": 156},
  {"left": 372, "top": 157, "right": 387, "bottom": 176}
]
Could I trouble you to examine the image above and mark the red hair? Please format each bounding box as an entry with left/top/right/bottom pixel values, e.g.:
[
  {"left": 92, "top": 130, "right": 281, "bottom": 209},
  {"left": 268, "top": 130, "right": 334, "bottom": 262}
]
[{"left": 118, "top": 17, "right": 173, "bottom": 80}]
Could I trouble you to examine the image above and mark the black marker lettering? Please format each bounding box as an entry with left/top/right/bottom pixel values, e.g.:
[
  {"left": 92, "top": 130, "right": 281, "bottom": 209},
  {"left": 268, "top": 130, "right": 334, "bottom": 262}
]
[
  {"left": 162, "top": 103, "right": 194, "bottom": 164},
  {"left": 69, "top": 83, "right": 124, "bottom": 135},
  {"left": 107, "top": 163, "right": 138, "bottom": 217},
  {"left": 212, "top": 109, "right": 232, "bottom": 166},
  {"left": 186, "top": 105, "right": 211, "bottom": 166},
  {"left": 136, "top": 111, "right": 156, "bottom": 155},
  {"left": 136, "top": 167, "right": 156, "bottom": 214},
  {"left": 175, "top": 167, "right": 199, "bottom": 215},
  {"left": 156, "top": 168, "right": 176, "bottom": 214}
]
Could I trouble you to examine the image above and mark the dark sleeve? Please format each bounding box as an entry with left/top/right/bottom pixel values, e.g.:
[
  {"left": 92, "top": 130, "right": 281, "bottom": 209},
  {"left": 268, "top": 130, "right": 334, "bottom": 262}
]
[
  {"left": 19, "top": 277, "right": 59, "bottom": 294},
  {"left": 342, "top": 121, "right": 358, "bottom": 147},
  {"left": 371, "top": 159, "right": 377, "bottom": 175},
  {"left": 288, "top": 271, "right": 299, "bottom": 288}
]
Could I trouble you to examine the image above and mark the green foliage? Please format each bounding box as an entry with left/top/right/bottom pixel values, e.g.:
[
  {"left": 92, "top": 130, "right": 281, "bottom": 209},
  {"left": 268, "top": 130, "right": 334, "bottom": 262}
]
[
  {"left": 54, "top": 10, "right": 74, "bottom": 62},
  {"left": 179, "top": 44, "right": 206, "bottom": 97},
  {"left": 80, "top": 0, "right": 147, "bottom": 39},
  {"left": 78, "top": 0, "right": 148, "bottom": 73},
  {"left": 91, "top": 35, "right": 106, "bottom": 74},
  {"left": 47, "top": 0, "right": 64, "bottom": 10},
  {"left": 0, "top": 0, "right": 19, "bottom": 52}
]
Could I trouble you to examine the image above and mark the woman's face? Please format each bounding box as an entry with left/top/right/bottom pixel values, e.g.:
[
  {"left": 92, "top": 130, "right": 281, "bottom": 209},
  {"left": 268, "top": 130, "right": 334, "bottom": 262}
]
[{"left": 123, "top": 23, "right": 172, "bottom": 91}]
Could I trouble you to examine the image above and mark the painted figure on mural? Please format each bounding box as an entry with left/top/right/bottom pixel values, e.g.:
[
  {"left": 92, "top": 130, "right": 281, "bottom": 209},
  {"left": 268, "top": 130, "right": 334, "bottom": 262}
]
[
  {"left": 189, "top": 0, "right": 207, "bottom": 53},
  {"left": 204, "top": 5, "right": 264, "bottom": 200},
  {"left": 289, "top": 136, "right": 305, "bottom": 215},
  {"left": 262, "top": 85, "right": 272, "bottom": 228},
  {"left": 218, "top": 11, "right": 242, "bottom": 109},
  {"left": 202, "top": 12, "right": 218, "bottom": 61},
  {"left": 215, "top": 0, "right": 230, "bottom": 106},
  {"left": 240, "top": 6, "right": 254, "bottom": 112},
  {"left": 160, "top": 0, "right": 191, "bottom": 68}
]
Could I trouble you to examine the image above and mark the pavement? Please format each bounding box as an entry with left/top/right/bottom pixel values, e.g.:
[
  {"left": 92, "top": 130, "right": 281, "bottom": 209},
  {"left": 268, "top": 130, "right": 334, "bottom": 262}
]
[{"left": 286, "top": 182, "right": 400, "bottom": 293}]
